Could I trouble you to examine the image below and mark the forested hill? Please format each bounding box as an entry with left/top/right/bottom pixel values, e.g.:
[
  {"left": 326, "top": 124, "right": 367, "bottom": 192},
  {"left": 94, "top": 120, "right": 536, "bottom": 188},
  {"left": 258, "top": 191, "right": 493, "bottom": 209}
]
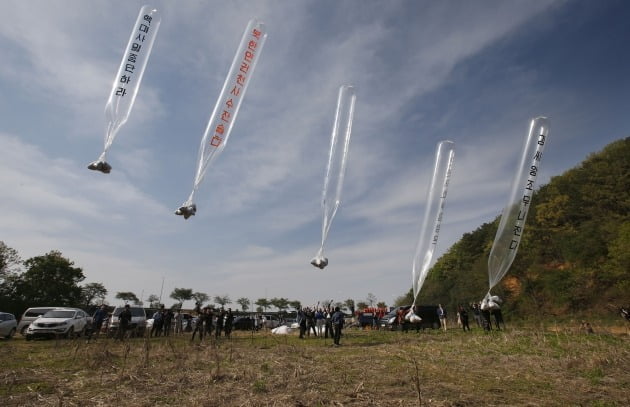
[{"left": 400, "top": 137, "right": 630, "bottom": 319}]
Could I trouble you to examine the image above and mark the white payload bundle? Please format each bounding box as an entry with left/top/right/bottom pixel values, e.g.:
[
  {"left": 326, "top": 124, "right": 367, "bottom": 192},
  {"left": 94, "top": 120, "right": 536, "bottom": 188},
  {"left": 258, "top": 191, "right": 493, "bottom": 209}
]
[
  {"left": 405, "top": 309, "right": 422, "bottom": 323},
  {"left": 271, "top": 325, "right": 292, "bottom": 335},
  {"left": 481, "top": 295, "right": 502, "bottom": 311}
]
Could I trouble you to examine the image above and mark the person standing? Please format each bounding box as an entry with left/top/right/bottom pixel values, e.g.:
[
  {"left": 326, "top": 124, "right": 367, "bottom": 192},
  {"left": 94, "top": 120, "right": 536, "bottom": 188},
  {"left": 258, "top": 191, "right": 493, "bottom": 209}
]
[
  {"left": 458, "top": 305, "right": 470, "bottom": 331},
  {"left": 297, "top": 307, "right": 307, "bottom": 339},
  {"left": 91, "top": 305, "right": 107, "bottom": 339},
  {"left": 224, "top": 308, "right": 234, "bottom": 338},
  {"left": 437, "top": 304, "right": 447, "bottom": 331},
  {"left": 191, "top": 308, "right": 205, "bottom": 342},
  {"left": 324, "top": 307, "right": 333, "bottom": 339},
  {"left": 117, "top": 304, "right": 132, "bottom": 341},
  {"left": 472, "top": 303, "right": 482, "bottom": 328},
  {"left": 331, "top": 307, "right": 344, "bottom": 346},
  {"left": 204, "top": 308, "right": 214, "bottom": 338},
  {"left": 151, "top": 308, "right": 163, "bottom": 337},
  {"left": 215, "top": 308, "right": 225, "bottom": 339}
]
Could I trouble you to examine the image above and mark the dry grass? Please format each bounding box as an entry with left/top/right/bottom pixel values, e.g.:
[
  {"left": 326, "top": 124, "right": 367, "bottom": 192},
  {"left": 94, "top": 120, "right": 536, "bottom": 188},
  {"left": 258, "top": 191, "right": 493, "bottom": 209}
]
[{"left": 0, "top": 323, "right": 628, "bottom": 406}]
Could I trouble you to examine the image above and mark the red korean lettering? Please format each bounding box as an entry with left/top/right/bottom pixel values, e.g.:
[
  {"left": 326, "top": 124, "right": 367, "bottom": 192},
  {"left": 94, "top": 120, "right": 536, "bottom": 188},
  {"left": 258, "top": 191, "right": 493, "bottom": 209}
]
[
  {"left": 215, "top": 124, "right": 225, "bottom": 135},
  {"left": 230, "top": 86, "right": 241, "bottom": 96},
  {"left": 236, "top": 74, "right": 246, "bottom": 86},
  {"left": 210, "top": 135, "right": 223, "bottom": 147},
  {"left": 244, "top": 50, "right": 254, "bottom": 62},
  {"left": 240, "top": 61, "right": 249, "bottom": 74},
  {"left": 221, "top": 110, "right": 231, "bottom": 123},
  {"left": 248, "top": 40, "right": 257, "bottom": 51},
  {"left": 225, "top": 99, "right": 234, "bottom": 109},
  {"left": 252, "top": 28, "right": 261, "bottom": 39}
]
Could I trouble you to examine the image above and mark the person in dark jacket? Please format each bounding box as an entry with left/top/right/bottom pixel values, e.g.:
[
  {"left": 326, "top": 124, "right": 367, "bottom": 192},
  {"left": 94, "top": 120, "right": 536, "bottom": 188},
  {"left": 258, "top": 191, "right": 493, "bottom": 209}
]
[
  {"left": 117, "top": 304, "right": 132, "bottom": 341},
  {"left": 331, "top": 307, "right": 344, "bottom": 346},
  {"left": 224, "top": 308, "right": 234, "bottom": 338}
]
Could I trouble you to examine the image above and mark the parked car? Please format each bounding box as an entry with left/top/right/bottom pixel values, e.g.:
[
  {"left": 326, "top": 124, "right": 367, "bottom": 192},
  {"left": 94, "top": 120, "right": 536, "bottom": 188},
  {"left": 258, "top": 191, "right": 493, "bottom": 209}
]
[
  {"left": 0, "top": 312, "right": 17, "bottom": 338},
  {"left": 260, "top": 315, "right": 281, "bottom": 329},
  {"left": 17, "top": 306, "right": 56, "bottom": 336},
  {"left": 107, "top": 305, "right": 147, "bottom": 337},
  {"left": 25, "top": 308, "right": 90, "bottom": 339},
  {"left": 379, "top": 305, "right": 440, "bottom": 330},
  {"left": 232, "top": 316, "right": 259, "bottom": 331}
]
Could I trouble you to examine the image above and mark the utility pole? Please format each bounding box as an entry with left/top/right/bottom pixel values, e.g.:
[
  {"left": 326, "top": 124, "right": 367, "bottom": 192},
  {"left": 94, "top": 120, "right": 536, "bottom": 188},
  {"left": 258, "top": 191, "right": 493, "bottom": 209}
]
[{"left": 158, "top": 276, "right": 165, "bottom": 305}]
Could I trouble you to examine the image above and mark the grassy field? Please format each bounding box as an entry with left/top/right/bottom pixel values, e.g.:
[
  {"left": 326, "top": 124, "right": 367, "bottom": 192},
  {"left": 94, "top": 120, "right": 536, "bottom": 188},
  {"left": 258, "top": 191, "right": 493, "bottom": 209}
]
[{"left": 0, "top": 321, "right": 628, "bottom": 406}]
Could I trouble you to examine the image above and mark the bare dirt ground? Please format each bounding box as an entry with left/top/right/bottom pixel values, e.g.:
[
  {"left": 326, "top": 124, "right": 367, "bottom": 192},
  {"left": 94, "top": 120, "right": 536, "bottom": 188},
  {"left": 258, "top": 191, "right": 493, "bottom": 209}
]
[{"left": 1, "top": 323, "right": 628, "bottom": 406}]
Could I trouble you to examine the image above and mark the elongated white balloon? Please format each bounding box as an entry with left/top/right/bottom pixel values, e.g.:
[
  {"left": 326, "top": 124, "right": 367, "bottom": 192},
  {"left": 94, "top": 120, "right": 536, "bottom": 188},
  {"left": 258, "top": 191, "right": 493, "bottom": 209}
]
[
  {"left": 411, "top": 141, "right": 455, "bottom": 304},
  {"left": 88, "top": 6, "right": 161, "bottom": 174},
  {"left": 176, "top": 19, "right": 268, "bottom": 219},
  {"left": 485, "top": 117, "right": 550, "bottom": 300},
  {"left": 311, "top": 85, "right": 356, "bottom": 269}
]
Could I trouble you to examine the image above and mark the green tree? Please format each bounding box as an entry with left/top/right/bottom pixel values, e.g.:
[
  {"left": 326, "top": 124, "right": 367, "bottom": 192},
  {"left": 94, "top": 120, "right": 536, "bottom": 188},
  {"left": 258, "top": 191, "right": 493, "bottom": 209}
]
[
  {"left": 147, "top": 294, "right": 160, "bottom": 308},
  {"left": 376, "top": 301, "right": 387, "bottom": 309},
  {"left": 81, "top": 282, "right": 108, "bottom": 308},
  {"left": 288, "top": 300, "right": 301, "bottom": 311},
  {"left": 255, "top": 298, "right": 270, "bottom": 312},
  {"left": 16, "top": 251, "right": 85, "bottom": 307},
  {"left": 115, "top": 291, "right": 140, "bottom": 304},
  {"left": 0, "top": 242, "right": 23, "bottom": 314},
  {"left": 270, "top": 297, "right": 289, "bottom": 313},
  {"left": 170, "top": 288, "right": 194, "bottom": 308},
  {"left": 192, "top": 292, "right": 209, "bottom": 307},
  {"left": 214, "top": 295, "right": 231, "bottom": 308},
  {"left": 356, "top": 301, "right": 368, "bottom": 310},
  {"left": 236, "top": 297, "right": 251, "bottom": 312}
]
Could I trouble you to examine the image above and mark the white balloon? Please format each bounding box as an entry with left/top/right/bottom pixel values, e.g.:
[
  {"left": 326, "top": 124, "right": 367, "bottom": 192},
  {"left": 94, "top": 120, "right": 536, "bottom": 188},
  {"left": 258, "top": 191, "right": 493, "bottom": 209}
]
[
  {"left": 176, "top": 19, "right": 268, "bottom": 219},
  {"left": 311, "top": 85, "right": 356, "bottom": 268},
  {"left": 411, "top": 141, "right": 455, "bottom": 303},
  {"left": 88, "top": 6, "right": 161, "bottom": 174},
  {"left": 486, "top": 117, "right": 550, "bottom": 296}
]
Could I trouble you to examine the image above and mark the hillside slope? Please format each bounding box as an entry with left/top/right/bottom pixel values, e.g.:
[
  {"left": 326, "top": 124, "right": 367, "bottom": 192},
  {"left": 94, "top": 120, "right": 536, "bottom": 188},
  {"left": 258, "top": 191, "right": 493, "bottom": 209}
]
[{"left": 401, "top": 137, "right": 630, "bottom": 318}]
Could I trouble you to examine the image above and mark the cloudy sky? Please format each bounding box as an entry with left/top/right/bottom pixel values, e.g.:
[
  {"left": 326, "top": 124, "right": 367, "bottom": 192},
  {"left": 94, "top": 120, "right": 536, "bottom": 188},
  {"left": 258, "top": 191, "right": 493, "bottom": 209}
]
[{"left": 1, "top": 0, "right": 628, "bottom": 309}]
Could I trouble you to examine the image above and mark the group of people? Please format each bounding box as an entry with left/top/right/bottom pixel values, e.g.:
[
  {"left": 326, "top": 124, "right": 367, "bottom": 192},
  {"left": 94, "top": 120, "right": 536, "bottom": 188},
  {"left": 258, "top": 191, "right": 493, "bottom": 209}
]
[
  {"left": 466, "top": 302, "right": 504, "bottom": 331},
  {"left": 189, "top": 306, "right": 235, "bottom": 342},
  {"left": 296, "top": 305, "right": 345, "bottom": 345}
]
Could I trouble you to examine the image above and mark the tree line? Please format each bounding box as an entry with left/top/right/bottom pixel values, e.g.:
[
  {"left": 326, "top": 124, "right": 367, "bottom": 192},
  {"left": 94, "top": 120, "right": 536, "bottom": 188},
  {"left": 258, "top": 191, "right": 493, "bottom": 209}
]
[{"left": 0, "top": 243, "right": 387, "bottom": 317}]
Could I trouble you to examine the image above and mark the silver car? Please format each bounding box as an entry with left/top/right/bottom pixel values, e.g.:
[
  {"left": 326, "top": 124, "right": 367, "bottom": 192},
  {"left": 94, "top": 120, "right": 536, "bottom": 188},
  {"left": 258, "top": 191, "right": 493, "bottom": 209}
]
[
  {"left": 0, "top": 312, "right": 17, "bottom": 338},
  {"left": 17, "top": 306, "right": 56, "bottom": 335}
]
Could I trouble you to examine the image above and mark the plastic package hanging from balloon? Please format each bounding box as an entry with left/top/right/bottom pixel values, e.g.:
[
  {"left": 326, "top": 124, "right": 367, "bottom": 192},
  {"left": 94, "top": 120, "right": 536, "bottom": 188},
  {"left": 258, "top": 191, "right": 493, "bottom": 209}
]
[
  {"left": 176, "top": 18, "right": 268, "bottom": 219},
  {"left": 88, "top": 5, "right": 161, "bottom": 174},
  {"left": 411, "top": 140, "right": 455, "bottom": 304},
  {"left": 311, "top": 85, "right": 357, "bottom": 269},
  {"left": 485, "top": 117, "right": 550, "bottom": 302}
]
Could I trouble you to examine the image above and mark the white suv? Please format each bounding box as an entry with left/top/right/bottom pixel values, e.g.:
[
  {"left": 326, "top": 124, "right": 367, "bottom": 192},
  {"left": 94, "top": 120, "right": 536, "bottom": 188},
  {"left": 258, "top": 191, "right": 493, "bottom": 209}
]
[
  {"left": 107, "top": 306, "right": 147, "bottom": 337},
  {"left": 25, "top": 308, "right": 90, "bottom": 339}
]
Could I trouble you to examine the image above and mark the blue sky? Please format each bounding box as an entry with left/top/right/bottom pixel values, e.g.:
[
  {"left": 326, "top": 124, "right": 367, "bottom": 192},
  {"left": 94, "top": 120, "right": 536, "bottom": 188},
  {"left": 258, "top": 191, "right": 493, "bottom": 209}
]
[{"left": 1, "top": 0, "right": 628, "bottom": 309}]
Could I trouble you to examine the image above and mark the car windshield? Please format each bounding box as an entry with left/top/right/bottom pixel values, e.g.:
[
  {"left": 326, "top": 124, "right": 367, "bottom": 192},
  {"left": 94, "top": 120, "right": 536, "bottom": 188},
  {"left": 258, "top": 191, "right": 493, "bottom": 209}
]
[
  {"left": 42, "top": 310, "right": 75, "bottom": 318},
  {"left": 24, "top": 309, "right": 52, "bottom": 317}
]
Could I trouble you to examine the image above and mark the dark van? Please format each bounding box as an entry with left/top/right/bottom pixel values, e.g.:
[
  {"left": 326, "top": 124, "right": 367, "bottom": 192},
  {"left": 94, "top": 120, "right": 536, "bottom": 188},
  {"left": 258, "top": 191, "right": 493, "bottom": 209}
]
[{"left": 379, "top": 305, "right": 440, "bottom": 330}]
